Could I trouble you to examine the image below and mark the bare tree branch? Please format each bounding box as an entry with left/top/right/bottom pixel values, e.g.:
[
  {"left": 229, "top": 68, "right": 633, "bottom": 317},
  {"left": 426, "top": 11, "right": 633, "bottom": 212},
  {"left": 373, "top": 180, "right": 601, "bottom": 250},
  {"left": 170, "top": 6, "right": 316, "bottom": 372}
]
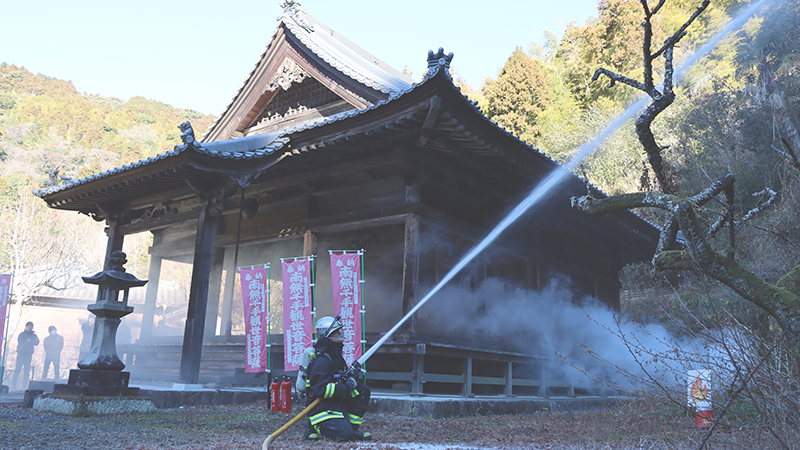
[
  {"left": 653, "top": 0, "right": 711, "bottom": 59},
  {"left": 591, "top": 68, "right": 646, "bottom": 91}
]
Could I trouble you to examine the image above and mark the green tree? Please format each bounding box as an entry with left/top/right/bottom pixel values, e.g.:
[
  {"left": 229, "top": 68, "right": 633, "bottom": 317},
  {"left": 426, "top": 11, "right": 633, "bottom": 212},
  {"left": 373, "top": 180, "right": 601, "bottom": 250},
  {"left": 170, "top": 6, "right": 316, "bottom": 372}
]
[
  {"left": 482, "top": 48, "right": 552, "bottom": 145},
  {"left": 0, "top": 93, "right": 15, "bottom": 110},
  {"left": 574, "top": 0, "right": 800, "bottom": 362}
]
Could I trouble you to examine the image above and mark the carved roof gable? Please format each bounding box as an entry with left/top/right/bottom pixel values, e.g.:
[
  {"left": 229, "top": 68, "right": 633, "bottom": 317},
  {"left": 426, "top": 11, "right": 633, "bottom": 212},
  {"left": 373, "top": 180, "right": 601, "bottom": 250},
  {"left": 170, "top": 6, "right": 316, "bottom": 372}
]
[{"left": 203, "top": 2, "right": 412, "bottom": 143}]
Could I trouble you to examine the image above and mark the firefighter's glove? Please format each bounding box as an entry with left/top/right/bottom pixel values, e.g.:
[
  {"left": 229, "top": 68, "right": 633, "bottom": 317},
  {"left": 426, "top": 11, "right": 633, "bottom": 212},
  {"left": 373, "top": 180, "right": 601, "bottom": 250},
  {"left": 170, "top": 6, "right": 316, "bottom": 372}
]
[{"left": 344, "top": 376, "right": 358, "bottom": 392}]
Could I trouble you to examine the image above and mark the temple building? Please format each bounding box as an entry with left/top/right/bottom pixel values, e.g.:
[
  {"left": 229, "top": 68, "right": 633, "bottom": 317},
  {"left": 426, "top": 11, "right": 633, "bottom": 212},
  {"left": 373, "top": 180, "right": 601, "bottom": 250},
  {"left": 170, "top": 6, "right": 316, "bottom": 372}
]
[{"left": 34, "top": 2, "right": 658, "bottom": 395}]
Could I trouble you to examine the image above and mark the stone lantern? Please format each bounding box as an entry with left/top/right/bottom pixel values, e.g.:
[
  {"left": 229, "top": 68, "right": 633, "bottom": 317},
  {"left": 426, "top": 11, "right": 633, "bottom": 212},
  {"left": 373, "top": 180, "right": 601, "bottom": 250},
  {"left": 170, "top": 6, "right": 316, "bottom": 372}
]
[{"left": 54, "top": 251, "right": 148, "bottom": 396}]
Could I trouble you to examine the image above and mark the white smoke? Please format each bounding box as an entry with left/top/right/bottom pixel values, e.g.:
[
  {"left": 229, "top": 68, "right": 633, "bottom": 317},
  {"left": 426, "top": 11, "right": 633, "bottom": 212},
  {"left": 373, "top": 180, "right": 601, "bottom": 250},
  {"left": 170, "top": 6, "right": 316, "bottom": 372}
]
[{"left": 419, "top": 276, "right": 690, "bottom": 393}]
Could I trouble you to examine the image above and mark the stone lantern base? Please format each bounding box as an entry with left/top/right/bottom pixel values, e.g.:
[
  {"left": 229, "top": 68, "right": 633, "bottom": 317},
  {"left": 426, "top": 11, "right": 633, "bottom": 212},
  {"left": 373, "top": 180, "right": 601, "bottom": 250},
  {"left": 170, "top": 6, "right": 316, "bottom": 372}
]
[
  {"left": 52, "top": 369, "right": 141, "bottom": 397},
  {"left": 33, "top": 368, "right": 157, "bottom": 415}
]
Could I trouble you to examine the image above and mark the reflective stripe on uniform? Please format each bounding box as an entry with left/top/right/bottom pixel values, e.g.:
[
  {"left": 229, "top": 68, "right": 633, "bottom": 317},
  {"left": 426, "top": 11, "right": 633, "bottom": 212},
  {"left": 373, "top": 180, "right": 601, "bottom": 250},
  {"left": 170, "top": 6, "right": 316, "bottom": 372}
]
[
  {"left": 324, "top": 383, "right": 337, "bottom": 399},
  {"left": 309, "top": 410, "right": 345, "bottom": 425},
  {"left": 348, "top": 413, "right": 364, "bottom": 425},
  {"left": 350, "top": 388, "right": 360, "bottom": 398}
]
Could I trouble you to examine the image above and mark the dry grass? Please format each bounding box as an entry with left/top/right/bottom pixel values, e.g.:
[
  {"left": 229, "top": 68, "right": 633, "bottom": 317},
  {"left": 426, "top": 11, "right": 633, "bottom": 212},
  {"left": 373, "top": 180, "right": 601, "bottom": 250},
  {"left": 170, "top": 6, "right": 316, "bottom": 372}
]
[{"left": 0, "top": 397, "right": 792, "bottom": 449}]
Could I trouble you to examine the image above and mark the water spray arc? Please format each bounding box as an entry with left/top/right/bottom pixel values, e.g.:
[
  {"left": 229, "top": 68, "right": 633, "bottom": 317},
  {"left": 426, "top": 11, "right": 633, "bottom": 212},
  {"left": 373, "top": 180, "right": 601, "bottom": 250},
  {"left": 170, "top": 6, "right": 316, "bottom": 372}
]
[
  {"left": 357, "top": 106, "right": 645, "bottom": 364},
  {"left": 357, "top": 0, "right": 777, "bottom": 367}
]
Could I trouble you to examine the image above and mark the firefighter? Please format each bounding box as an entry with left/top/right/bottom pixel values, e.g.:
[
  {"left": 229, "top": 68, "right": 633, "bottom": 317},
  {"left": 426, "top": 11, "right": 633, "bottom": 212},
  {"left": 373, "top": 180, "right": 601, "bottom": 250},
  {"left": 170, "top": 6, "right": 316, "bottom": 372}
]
[{"left": 306, "top": 315, "right": 371, "bottom": 441}]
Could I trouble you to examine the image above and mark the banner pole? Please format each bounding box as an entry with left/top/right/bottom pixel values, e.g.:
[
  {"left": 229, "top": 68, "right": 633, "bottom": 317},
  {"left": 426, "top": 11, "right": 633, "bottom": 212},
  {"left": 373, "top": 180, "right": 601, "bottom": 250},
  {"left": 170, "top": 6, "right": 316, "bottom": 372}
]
[
  {"left": 359, "top": 251, "right": 366, "bottom": 371},
  {"left": 310, "top": 256, "right": 316, "bottom": 329},
  {"left": 0, "top": 272, "right": 15, "bottom": 389},
  {"left": 266, "top": 263, "right": 271, "bottom": 374}
]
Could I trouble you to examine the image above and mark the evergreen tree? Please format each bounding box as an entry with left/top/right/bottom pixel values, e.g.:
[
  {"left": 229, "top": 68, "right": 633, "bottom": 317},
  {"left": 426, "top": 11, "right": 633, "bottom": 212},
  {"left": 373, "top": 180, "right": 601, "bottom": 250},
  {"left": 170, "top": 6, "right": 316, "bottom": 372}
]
[{"left": 482, "top": 48, "right": 552, "bottom": 145}]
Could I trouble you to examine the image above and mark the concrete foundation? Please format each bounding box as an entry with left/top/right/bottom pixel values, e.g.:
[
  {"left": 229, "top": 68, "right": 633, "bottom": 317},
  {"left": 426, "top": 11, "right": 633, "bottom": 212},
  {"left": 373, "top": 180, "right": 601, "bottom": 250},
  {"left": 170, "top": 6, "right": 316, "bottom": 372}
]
[
  {"left": 368, "top": 393, "right": 622, "bottom": 419},
  {"left": 20, "top": 384, "right": 621, "bottom": 418}
]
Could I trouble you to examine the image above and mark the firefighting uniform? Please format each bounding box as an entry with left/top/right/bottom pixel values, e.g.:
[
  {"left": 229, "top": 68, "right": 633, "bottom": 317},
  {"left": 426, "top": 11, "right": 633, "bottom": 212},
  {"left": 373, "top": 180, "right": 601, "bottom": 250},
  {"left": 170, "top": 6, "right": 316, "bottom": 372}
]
[{"left": 307, "top": 337, "right": 370, "bottom": 441}]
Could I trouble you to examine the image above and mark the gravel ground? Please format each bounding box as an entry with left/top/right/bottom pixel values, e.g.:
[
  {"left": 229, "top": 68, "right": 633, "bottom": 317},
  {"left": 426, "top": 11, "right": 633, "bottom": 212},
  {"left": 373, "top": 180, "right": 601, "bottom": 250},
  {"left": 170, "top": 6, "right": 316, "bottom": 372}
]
[{"left": 0, "top": 396, "right": 789, "bottom": 450}]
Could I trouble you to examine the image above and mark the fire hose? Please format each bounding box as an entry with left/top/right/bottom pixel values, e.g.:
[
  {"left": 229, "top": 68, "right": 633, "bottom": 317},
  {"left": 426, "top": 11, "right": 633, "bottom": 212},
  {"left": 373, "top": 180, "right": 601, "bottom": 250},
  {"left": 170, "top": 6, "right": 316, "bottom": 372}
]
[{"left": 262, "top": 397, "right": 320, "bottom": 450}]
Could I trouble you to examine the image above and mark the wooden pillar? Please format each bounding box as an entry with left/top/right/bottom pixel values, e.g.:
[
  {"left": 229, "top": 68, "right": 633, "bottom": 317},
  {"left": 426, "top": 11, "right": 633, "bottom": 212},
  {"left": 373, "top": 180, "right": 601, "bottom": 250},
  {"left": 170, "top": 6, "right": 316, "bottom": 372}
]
[
  {"left": 303, "top": 230, "right": 317, "bottom": 257},
  {"left": 220, "top": 246, "right": 237, "bottom": 340},
  {"left": 204, "top": 247, "right": 225, "bottom": 339},
  {"left": 140, "top": 255, "right": 162, "bottom": 339},
  {"left": 411, "top": 343, "right": 425, "bottom": 396},
  {"left": 461, "top": 357, "right": 473, "bottom": 397},
  {"left": 178, "top": 201, "right": 218, "bottom": 384},
  {"left": 538, "top": 363, "right": 548, "bottom": 398},
  {"left": 401, "top": 213, "right": 420, "bottom": 334},
  {"left": 96, "top": 223, "right": 125, "bottom": 305},
  {"left": 503, "top": 361, "right": 514, "bottom": 397},
  {"left": 568, "top": 372, "right": 576, "bottom": 397},
  {"left": 401, "top": 182, "right": 420, "bottom": 334},
  {"left": 103, "top": 222, "right": 124, "bottom": 271}
]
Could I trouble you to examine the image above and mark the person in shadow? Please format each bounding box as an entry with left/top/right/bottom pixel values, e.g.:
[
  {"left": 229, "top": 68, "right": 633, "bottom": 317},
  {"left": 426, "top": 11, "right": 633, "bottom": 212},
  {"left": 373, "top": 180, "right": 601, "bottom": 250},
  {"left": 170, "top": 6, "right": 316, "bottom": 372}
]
[
  {"left": 42, "top": 326, "right": 64, "bottom": 380},
  {"left": 11, "top": 322, "right": 39, "bottom": 390}
]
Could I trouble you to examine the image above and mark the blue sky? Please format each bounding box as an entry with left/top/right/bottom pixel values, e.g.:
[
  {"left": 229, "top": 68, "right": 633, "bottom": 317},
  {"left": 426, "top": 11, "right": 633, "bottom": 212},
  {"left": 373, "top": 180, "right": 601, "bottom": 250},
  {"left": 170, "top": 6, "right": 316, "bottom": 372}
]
[{"left": 1, "top": 0, "right": 599, "bottom": 115}]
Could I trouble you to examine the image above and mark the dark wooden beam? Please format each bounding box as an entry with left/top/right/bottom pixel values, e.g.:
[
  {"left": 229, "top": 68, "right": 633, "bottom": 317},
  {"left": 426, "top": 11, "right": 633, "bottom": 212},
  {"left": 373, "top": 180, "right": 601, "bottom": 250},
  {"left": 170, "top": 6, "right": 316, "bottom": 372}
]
[
  {"left": 417, "top": 96, "right": 442, "bottom": 148},
  {"left": 102, "top": 223, "right": 124, "bottom": 272},
  {"left": 118, "top": 207, "right": 203, "bottom": 235},
  {"left": 178, "top": 200, "right": 218, "bottom": 385},
  {"left": 401, "top": 183, "right": 421, "bottom": 334}
]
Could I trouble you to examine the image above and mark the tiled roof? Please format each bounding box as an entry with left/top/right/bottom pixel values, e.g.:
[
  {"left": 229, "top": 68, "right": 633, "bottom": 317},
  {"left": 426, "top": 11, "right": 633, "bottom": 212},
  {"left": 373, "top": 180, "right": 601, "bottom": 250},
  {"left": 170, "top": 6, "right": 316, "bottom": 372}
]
[
  {"left": 202, "top": 3, "right": 413, "bottom": 141},
  {"left": 33, "top": 53, "right": 655, "bottom": 234},
  {"left": 32, "top": 131, "right": 289, "bottom": 198},
  {"left": 194, "top": 131, "right": 288, "bottom": 159},
  {"left": 278, "top": 4, "right": 412, "bottom": 95},
  {"left": 32, "top": 146, "right": 185, "bottom": 198}
]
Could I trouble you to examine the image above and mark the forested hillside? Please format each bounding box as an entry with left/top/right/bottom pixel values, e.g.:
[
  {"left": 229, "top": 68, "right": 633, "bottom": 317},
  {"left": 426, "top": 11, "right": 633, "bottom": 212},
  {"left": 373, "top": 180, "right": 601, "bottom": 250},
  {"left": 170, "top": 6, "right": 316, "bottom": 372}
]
[
  {"left": 481, "top": 0, "right": 798, "bottom": 196},
  {"left": 0, "top": 63, "right": 216, "bottom": 296},
  {"left": 478, "top": 0, "right": 800, "bottom": 285},
  {"left": 0, "top": 63, "right": 215, "bottom": 188}
]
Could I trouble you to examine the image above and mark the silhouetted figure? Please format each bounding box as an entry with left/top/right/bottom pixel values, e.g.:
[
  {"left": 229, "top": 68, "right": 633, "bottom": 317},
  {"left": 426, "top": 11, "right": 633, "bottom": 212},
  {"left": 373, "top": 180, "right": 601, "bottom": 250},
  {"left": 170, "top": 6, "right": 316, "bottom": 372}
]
[
  {"left": 42, "top": 326, "right": 64, "bottom": 380},
  {"left": 11, "top": 322, "right": 39, "bottom": 390},
  {"left": 78, "top": 315, "right": 94, "bottom": 362}
]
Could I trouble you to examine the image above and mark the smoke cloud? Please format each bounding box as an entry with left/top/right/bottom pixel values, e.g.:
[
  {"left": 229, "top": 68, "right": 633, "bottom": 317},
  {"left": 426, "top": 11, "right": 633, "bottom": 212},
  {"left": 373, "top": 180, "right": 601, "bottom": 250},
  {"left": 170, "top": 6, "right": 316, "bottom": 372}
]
[{"left": 419, "top": 275, "right": 688, "bottom": 393}]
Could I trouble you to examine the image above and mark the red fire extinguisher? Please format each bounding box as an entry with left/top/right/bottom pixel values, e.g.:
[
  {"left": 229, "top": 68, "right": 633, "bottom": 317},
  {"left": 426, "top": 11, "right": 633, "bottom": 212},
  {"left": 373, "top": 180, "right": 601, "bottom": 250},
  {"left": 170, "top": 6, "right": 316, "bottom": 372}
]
[
  {"left": 270, "top": 379, "right": 280, "bottom": 412},
  {"left": 279, "top": 376, "right": 292, "bottom": 413}
]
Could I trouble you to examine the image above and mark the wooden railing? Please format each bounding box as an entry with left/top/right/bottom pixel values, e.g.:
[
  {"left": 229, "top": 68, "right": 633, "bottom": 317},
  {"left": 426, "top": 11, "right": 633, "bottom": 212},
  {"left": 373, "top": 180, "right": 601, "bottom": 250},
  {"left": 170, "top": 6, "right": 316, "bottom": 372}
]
[{"left": 121, "top": 338, "right": 610, "bottom": 397}]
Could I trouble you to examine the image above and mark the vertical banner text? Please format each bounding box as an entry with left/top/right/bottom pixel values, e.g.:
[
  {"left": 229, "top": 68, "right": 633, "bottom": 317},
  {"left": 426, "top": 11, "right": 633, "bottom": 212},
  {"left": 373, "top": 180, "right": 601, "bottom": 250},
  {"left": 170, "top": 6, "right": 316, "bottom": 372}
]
[
  {"left": 240, "top": 267, "right": 269, "bottom": 373},
  {"left": 282, "top": 259, "right": 313, "bottom": 371},
  {"left": 330, "top": 252, "right": 362, "bottom": 365}
]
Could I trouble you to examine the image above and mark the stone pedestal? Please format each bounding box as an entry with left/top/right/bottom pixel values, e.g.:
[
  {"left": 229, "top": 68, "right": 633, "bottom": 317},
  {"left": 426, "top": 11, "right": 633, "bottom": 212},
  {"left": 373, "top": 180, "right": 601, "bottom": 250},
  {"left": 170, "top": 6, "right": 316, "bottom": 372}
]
[
  {"left": 53, "top": 369, "right": 140, "bottom": 397},
  {"left": 33, "top": 395, "right": 156, "bottom": 416}
]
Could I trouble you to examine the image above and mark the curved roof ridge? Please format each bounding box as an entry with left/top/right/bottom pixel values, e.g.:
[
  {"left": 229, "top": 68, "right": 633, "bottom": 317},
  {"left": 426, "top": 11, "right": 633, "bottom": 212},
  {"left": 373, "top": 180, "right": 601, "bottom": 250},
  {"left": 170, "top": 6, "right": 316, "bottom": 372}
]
[
  {"left": 278, "top": 4, "right": 412, "bottom": 95},
  {"left": 203, "top": 3, "right": 413, "bottom": 142},
  {"left": 200, "top": 26, "right": 284, "bottom": 142}
]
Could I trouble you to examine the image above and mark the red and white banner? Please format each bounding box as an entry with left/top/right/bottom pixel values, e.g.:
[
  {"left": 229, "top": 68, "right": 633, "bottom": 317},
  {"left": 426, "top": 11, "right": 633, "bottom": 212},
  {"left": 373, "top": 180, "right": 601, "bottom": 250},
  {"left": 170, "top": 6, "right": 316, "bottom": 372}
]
[
  {"left": 0, "top": 274, "right": 11, "bottom": 364},
  {"left": 330, "top": 252, "right": 362, "bottom": 365},
  {"left": 240, "top": 266, "right": 269, "bottom": 373},
  {"left": 282, "top": 259, "right": 313, "bottom": 371}
]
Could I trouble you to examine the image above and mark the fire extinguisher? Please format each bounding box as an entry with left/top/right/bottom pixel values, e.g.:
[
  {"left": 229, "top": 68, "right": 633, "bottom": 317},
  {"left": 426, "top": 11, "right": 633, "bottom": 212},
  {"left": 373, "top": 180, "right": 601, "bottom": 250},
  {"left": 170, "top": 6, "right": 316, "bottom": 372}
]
[
  {"left": 279, "top": 376, "right": 292, "bottom": 413},
  {"left": 270, "top": 378, "right": 280, "bottom": 412}
]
